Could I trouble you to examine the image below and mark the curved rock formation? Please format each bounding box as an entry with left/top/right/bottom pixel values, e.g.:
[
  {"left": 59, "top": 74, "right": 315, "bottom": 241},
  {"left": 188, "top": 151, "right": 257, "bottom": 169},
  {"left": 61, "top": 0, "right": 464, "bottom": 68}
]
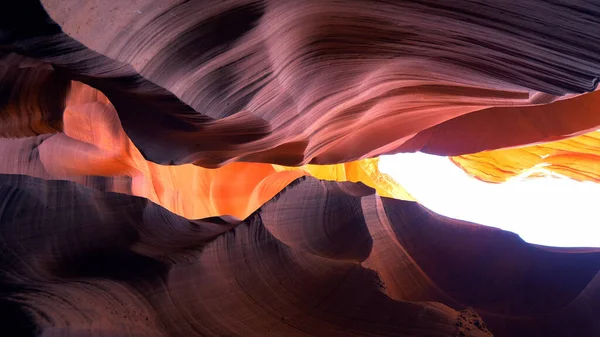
[
  {"left": 3, "top": 175, "right": 600, "bottom": 337},
  {"left": 416, "top": 90, "right": 600, "bottom": 156},
  {"left": 274, "top": 158, "right": 413, "bottom": 200},
  {"left": 451, "top": 129, "right": 600, "bottom": 183},
  {"left": 0, "top": 75, "right": 411, "bottom": 218},
  {"left": 2, "top": 0, "right": 600, "bottom": 167},
  {"left": 2, "top": 1, "right": 600, "bottom": 337},
  {"left": 0, "top": 175, "right": 490, "bottom": 337}
]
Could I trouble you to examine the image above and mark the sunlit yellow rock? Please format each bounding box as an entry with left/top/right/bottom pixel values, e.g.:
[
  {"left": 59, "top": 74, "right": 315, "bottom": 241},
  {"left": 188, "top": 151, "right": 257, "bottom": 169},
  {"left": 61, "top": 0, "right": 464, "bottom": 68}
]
[
  {"left": 274, "top": 159, "right": 414, "bottom": 201},
  {"left": 451, "top": 130, "right": 600, "bottom": 183}
]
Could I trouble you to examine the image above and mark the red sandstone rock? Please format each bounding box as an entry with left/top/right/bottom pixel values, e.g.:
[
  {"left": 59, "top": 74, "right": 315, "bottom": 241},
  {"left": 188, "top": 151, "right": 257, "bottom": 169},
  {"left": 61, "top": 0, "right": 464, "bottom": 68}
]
[
  {"left": 1, "top": 1, "right": 600, "bottom": 337},
  {"left": 3, "top": 175, "right": 600, "bottom": 336},
  {"left": 3, "top": 1, "right": 600, "bottom": 166}
]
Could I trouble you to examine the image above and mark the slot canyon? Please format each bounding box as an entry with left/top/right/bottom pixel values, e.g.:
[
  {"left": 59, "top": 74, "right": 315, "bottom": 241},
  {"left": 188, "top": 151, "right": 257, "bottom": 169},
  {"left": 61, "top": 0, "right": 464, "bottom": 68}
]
[{"left": 1, "top": 1, "right": 600, "bottom": 336}]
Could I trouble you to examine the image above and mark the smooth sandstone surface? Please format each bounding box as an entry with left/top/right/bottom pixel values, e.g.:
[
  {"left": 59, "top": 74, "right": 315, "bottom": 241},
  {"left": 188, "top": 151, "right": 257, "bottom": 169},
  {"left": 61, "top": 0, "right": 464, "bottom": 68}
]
[
  {"left": 2, "top": 1, "right": 600, "bottom": 166},
  {"left": 1, "top": 1, "right": 600, "bottom": 337},
  {"left": 0, "top": 75, "right": 411, "bottom": 219},
  {"left": 2, "top": 175, "right": 600, "bottom": 337},
  {"left": 451, "top": 129, "right": 600, "bottom": 183}
]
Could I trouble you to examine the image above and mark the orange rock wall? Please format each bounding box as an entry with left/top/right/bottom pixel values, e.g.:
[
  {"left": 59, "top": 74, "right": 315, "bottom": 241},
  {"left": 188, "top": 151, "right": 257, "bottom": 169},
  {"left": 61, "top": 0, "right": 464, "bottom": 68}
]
[
  {"left": 2, "top": 1, "right": 600, "bottom": 336},
  {"left": 451, "top": 130, "right": 600, "bottom": 183}
]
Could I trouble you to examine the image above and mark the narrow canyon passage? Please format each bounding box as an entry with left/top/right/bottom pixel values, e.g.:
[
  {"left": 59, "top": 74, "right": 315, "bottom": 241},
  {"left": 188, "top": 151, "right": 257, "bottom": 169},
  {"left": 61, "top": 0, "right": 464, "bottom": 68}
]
[{"left": 1, "top": 1, "right": 600, "bottom": 336}]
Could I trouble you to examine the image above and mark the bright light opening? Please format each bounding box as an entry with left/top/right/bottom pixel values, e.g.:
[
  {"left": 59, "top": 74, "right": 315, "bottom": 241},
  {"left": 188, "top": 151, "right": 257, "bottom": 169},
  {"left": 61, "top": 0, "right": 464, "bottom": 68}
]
[{"left": 379, "top": 152, "right": 600, "bottom": 248}]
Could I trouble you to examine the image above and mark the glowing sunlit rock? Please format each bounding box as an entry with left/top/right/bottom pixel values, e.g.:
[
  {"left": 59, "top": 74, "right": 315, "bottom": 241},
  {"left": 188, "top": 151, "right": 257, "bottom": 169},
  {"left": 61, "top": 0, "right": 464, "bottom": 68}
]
[
  {"left": 4, "top": 80, "right": 411, "bottom": 219},
  {"left": 451, "top": 130, "right": 600, "bottom": 183},
  {"left": 3, "top": 1, "right": 600, "bottom": 336},
  {"left": 275, "top": 159, "right": 414, "bottom": 201}
]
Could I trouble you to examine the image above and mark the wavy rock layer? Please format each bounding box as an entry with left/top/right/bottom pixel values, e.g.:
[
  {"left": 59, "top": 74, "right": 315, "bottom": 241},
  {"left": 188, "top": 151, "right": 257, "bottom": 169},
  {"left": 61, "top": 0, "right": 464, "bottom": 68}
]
[
  {"left": 0, "top": 175, "right": 489, "bottom": 337},
  {"left": 1, "top": 1, "right": 600, "bottom": 166},
  {"left": 451, "top": 129, "right": 600, "bottom": 183},
  {"left": 0, "top": 75, "right": 411, "bottom": 218},
  {"left": 2, "top": 2, "right": 600, "bottom": 337},
  {"left": 3, "top": 175, "right": 600, "bottom": 337},
  {"left": 275, "top": 158, "right": 414, "bottom": 200},
  {"left": 417, "top": 90, "right": 600, "bottom": 156}
]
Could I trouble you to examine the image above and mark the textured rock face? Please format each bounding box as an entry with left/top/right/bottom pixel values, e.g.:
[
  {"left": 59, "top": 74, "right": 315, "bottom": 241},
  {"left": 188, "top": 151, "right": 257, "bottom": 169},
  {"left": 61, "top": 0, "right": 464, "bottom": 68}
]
[
  {"left": 451, "top": 129, "right": 600, "bottom": 183},
  {"left": 0, "top": 74, "right": 410, "bottom": 219},
  {"left": 3, "top": 0, "right": 600, "bottom": 166},
  {"left": 2, "top": 175, "right": 600, "bottom": 337},
  {"left": 2, "top": 1, "right": 600, "bottom": 337}
]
